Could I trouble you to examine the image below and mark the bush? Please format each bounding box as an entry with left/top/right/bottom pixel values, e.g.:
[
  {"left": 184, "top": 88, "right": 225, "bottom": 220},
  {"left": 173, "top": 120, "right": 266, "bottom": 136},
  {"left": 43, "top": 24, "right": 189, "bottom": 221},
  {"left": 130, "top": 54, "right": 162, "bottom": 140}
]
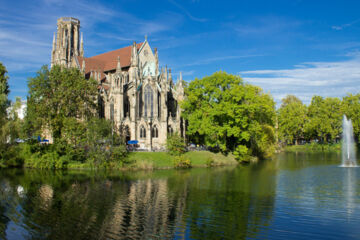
[
  {"left": 110, "top": 145, "right": 128, "bottom": 162},
  {"left": 174, "top": 155, "right": 192, "bottom": 168},
  {"left": 206, "top": 157, "right": 215, "bottom": 167},
  {"left": 86, "top": 146, "right": 109, "bottom": 168},
  {"left": 166, "top": 134, "right": 186, "bottom": 156},
  {"left": 0, "top": 144, "right": 24, "bottom": 168},
  {"left": 234, "top": 145, "right": 251, "bottom": 162}
]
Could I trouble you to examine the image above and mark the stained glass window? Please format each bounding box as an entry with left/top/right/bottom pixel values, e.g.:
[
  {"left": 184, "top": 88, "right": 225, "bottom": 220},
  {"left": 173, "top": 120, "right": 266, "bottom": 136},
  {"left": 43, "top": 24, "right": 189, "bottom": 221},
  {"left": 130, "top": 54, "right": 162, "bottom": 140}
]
[
  {"left": 152, "top": 126, "right": 158, "bottom": 138},
  {"left": 140, "top": 126, "right": 146, "bottom": 138},
  {"left": 144, "top": 85, "right": 153, "bottom": 117}
]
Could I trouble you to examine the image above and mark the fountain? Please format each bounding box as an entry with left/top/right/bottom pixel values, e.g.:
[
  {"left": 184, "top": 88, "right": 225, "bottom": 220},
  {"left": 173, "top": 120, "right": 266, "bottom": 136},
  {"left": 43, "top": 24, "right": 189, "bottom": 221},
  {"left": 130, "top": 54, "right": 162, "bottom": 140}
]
[{"left": 341, "top": 115, "right": 357, "bottom": 167}]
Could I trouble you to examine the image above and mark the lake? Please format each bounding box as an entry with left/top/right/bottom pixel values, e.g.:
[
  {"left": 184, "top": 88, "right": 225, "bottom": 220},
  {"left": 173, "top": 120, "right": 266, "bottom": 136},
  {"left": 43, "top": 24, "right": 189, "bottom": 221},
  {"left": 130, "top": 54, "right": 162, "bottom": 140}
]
[{"left": 1, "top": 152, "right": 359, "bottom": 239}]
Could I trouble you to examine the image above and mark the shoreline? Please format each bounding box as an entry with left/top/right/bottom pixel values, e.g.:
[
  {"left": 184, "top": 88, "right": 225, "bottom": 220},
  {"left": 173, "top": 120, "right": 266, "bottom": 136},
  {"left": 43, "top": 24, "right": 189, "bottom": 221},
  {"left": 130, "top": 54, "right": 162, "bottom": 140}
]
[
  {"left": 67, "top": 151, "right": 239, "bottom": 171},
  {"left": 1, "top": 151, "right": 239, "bottom": 171}
]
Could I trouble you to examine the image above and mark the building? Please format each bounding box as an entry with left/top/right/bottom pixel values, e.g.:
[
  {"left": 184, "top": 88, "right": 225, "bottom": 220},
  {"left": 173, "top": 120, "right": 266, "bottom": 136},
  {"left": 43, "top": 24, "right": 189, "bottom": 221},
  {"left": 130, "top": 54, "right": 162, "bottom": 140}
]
[{"left": 50, "top": 17, "right": 186, "bottom": 150}]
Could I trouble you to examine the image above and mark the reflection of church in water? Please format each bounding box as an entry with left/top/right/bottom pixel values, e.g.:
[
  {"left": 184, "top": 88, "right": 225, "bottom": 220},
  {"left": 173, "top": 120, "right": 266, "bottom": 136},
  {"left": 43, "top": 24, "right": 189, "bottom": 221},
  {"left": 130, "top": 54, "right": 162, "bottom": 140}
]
[{"left": 51, "top": 17, "right": 186, "bottom": 150}]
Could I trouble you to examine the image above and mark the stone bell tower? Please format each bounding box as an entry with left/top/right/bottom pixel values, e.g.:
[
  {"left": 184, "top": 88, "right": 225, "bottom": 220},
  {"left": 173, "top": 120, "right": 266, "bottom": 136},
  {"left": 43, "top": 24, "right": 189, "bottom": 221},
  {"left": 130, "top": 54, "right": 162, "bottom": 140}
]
[{"left": 51, "top": 17, "right": 83, "bottom": 68}]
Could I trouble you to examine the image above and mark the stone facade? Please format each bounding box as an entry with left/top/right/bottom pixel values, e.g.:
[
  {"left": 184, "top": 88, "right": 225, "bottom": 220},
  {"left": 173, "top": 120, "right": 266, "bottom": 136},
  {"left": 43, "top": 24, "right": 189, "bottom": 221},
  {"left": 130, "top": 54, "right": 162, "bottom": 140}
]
[{"left": 51, "top": 17, "right": 186, "bottom": 150}]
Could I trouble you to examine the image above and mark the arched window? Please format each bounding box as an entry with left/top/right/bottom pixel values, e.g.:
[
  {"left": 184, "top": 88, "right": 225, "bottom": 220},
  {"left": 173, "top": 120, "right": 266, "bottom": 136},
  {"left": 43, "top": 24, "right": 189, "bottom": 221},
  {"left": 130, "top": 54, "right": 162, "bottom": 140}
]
[
  {"left": 140, "top": 125, "right": 146, "bottom": 138},
  {"left": 152, "top": 125, "right": 158, "bottom": 138},
  {"left": 124, "top": 125, "right": 131, "bottom": 143},
  {"left": 138, "top": 88, "right": 143, "bottom": 117},
  {"left": 144, "top": 85, "right": 153, "bottom": 117},
  {"left": 98, "top": 96, "right": 105, "bottom": 118}
]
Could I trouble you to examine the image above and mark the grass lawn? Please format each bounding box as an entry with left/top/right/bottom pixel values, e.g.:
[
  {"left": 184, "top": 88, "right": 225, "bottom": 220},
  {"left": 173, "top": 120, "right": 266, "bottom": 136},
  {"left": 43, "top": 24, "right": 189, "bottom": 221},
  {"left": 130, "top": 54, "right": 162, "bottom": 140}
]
[
  {"left": 285, "top": 143, "right": 341, "bottom": 152},
  {"left": 127, "top": 151, "right": 238, "bottom": 169},
  {"left": 67, "top": 151, "right": 238, "bottom": 170}
]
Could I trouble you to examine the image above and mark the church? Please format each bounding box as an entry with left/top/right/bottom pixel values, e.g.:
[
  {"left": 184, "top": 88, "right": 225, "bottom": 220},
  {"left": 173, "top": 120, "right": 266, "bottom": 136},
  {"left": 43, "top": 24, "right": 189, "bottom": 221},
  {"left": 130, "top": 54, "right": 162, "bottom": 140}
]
[{"left": 50, "top": 17, "right": 186, "bottom": 150}]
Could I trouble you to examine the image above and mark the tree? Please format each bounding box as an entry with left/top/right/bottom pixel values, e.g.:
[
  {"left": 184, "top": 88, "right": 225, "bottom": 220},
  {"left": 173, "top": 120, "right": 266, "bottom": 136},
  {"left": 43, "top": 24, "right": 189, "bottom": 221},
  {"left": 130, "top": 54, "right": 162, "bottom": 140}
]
[
  {"left": 0, "top": 62, "right": 10, "bottom": 145},
  {"left": 181, "top": 71, "right": 276, "bottom": 161},
  {"left": 4, "top": 97, "right": 23, "bottom": 143},
  {"left": 278, "top": 95, "right": 307, "bottom": 145},
  {"left": 26, "top": 65, "right": 98, "bottom": 140},
  {"left": 342, "top": 93, "right": 360, "bottom": 143},
  {"left": 166, "top": 133, "right": 186, "bottom": 156},
  {"left": 305, "top": 96, "right": 342, "bottom": 143}
]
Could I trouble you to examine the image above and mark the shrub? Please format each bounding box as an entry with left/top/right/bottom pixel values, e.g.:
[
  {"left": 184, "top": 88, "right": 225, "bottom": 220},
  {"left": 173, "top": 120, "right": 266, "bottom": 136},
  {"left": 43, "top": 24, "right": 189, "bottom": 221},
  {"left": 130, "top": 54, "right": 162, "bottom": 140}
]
[
  {"left": 234, "top": 145, "right": 251, "bottom": 162},
  {"left": 110, "top": 145, "right": 128, "bottom": 162},
  {"left": 166, "top": 133, "right": 186, "bottom": 156},
  {"left": 86, "top": 147, "right": 109, "bottom": 168},
  {"left": 174, "top": 155, "right": 192, "bottom": 168},
  {"left": 0, "top": 144, "right": 24, "bottom": 168},
  {"left": 206, "top": 157, "right": 215, "bottom": 167}
]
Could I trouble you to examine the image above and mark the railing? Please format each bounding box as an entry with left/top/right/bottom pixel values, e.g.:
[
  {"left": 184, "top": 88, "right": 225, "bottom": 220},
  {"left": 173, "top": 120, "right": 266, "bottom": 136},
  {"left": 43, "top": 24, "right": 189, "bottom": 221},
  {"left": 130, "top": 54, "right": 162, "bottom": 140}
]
[{"left": 58, "top": 17, "right": 80, "bottom": 24}]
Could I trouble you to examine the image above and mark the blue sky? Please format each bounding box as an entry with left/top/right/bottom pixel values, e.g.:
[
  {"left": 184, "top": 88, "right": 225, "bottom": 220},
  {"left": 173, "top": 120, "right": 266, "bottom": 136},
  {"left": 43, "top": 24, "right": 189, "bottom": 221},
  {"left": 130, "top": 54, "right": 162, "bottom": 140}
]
[{"left": 1, "top": 0, "right": 360, "bottom": 105}]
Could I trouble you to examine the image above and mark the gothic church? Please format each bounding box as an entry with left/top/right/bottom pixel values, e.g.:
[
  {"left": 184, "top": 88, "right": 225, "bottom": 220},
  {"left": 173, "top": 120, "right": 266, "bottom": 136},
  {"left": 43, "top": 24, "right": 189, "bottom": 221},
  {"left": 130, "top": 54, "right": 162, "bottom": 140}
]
[{"left": 51, "top": 17, "right": 186, "bottom": 150}]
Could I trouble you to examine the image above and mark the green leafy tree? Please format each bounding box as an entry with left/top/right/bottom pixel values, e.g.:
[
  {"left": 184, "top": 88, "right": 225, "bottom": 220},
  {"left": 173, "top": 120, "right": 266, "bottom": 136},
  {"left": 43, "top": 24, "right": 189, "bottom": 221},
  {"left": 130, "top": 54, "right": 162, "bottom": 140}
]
[
  {"left": 305, "top": 96, "right": 342, "bottom": 143},
  {"left": 166, "top": 133, "right": 186, "bottom": 156},
  {"left": 278, "top": 95, "right": 307, "bottom": 145},
  {"left": 26, "top": 65, "right": 98, "bottom": 140},
  {"left": 0, "top": 62, "right": 10, "bottom": 144},
  {"left": 342, "top": 93, "right": 360, "bottom": 142},
  {"left": 4, "top": 97, "right": 24, "bottom": 143},
  {"left": 181, "top": 71, "right": 276, "bottom": 161},
  {"left": 0, "top": 62, "right": 10, "bottom": 164}
]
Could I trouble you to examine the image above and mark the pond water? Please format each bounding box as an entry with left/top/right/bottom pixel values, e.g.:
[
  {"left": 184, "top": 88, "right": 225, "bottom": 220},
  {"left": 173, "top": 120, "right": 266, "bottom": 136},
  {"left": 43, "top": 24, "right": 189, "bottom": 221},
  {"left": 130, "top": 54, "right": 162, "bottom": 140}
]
[{"left": 1, "top": 152, "right": 360, "bottom": 239}]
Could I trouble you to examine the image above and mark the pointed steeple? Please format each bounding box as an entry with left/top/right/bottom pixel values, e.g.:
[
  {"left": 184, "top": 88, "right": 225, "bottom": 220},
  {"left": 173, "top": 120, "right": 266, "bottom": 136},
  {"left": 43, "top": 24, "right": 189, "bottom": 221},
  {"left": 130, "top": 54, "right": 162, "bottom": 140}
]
[
  {"left": 80, "top": 32, "right": 84, "bottom": 57},
  {"left": 165, "top": 65, "right": 168, "bottom": 82},
  {"left": 154, "top": 48, "right": 159, "bottom": 76},
  {"left": 116, "top": 56, "right": 122, "bottom": 73},
  {"left": 51, "top": 32, "right": 56, "bottom": 67},
  {"left": 179, "top": 71, "right": 183, "bottom": 85},
  {"left": 52, "top": 32, "right": 56, "bottom": 52},
  {"left": 130, "top": 41, "right": 138, "bottom": 67},
  {"left": 169, "top": 68, "right": 172, "bottom": 81}
]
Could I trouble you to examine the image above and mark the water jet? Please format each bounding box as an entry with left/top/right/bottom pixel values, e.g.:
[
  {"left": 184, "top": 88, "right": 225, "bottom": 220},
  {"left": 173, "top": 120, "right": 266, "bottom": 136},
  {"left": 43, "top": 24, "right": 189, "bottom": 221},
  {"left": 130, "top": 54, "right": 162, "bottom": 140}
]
[{"left": 341, "top": 115, "right": 357, "bottom": 167}]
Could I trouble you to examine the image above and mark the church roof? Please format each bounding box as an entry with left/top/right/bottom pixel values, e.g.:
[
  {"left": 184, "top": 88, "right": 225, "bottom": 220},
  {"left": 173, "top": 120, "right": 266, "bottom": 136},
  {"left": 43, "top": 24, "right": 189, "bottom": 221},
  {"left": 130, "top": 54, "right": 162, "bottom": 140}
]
[{"left": 77, "top": 42, "right": 143, "bottom": 79}]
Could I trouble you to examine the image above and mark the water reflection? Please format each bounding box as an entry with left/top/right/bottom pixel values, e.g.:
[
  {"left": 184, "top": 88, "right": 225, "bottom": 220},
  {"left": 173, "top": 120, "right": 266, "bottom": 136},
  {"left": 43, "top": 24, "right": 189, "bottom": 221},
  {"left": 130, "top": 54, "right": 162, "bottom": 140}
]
[
  {"left": 0, "top": 164, "right": 277, "bottom": 240},
  {"left": 343, "top": 168, "right": 357, "bottom": 215},
  {"left": 1, "top": 153, "right": 360, "bottom": 239}
]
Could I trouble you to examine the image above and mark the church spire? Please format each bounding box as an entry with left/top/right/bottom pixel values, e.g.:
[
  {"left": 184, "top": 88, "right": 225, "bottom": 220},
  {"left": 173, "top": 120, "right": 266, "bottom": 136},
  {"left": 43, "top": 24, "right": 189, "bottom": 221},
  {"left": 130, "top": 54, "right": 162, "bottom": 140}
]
[
  {"left": 80, "top": 32, "right": 84, "bottom": 57},
  {"left": 52, "top": 32, "right": 56, "bottom": 51},
  {"left": 116, "top": 56, "right": 122, "bottom": 74},
  {"left": 165, "top": 65, "right": 168, "bottom": 82},
  {"left": 154, "top": 47, "right": 159, "bottom": 76},
  {"left": 130, "top": 41, "right": 138, "bottom": 67},
  {"left": 51, "top": 32, "right": 56, "bottom": 67},
  {"left": 169, "top": 68, "right": 172, "bottom": 81}
]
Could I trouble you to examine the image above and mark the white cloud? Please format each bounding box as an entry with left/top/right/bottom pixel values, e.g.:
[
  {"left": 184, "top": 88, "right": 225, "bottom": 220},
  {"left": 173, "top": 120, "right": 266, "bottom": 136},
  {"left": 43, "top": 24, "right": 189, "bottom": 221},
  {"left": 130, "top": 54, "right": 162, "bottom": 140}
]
[
  {"left": 168, "top": 0, "right": 207, "bottom": 22},
  {"left": 332, "top": 19, "right": 360, "bottom": 31},
  {"left": 181, "top": 54, "right": 264, "bottom": 67},
  {"left": 231, "top": 16, "right": 302, "bottom": 37},
  {"left": 241, "top": 54, "right": 360, "bottom": 106}
]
